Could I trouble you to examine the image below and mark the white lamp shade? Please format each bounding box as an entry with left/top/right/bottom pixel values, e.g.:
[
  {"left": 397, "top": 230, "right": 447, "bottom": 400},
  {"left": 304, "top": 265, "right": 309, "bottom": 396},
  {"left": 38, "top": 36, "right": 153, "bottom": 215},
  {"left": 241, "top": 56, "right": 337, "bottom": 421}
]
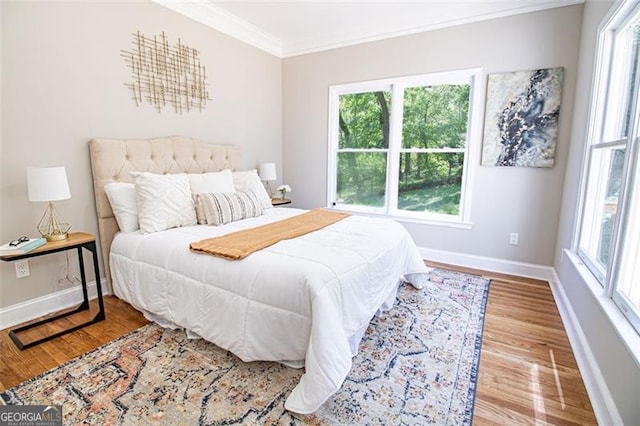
[
  {"left": 27, "top": 166, "right": 71, "bottom": 202},
  {"left": 259, "top": 163, "right": 277, "bottom": 181}
]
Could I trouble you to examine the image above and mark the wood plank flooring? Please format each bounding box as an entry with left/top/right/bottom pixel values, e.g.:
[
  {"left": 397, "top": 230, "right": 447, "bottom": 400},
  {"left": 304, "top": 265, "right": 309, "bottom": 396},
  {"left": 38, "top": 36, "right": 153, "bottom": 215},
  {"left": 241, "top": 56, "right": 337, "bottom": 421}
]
[
  {"left": 426, "top": 261, "right": 596, "bottom": 425},
  {"left": 0, "top": 297, "right": 148, "bottom": 390},
  {"left": 0, "top": 263, "right": 596, "bottom": 424}
]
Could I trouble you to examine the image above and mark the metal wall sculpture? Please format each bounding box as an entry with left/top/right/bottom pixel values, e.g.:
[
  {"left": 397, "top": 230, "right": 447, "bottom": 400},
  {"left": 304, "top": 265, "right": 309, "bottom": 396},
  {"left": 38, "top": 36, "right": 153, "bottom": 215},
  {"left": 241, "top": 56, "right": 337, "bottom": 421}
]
[{"left": 122, "top": 31, "right": 210, "bottom": 114}]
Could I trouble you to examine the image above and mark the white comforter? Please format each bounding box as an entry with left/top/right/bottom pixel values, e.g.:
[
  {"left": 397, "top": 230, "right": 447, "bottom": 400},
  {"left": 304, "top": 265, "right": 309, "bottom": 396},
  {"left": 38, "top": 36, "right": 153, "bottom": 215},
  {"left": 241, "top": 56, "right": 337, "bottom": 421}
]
[{"left": 110, "top": 208, "right": 428, "bottom": 414}]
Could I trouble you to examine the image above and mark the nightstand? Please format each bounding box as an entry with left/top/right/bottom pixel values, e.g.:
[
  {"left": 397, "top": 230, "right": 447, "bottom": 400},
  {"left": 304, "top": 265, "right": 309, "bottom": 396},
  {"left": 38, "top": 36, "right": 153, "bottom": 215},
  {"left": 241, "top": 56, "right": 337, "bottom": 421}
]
[
  {"left": 0, "top": 232, "right": 105, "bottom": 350},
  {"left": 271, "top": 198, "right": 291, "bottom": 206}
]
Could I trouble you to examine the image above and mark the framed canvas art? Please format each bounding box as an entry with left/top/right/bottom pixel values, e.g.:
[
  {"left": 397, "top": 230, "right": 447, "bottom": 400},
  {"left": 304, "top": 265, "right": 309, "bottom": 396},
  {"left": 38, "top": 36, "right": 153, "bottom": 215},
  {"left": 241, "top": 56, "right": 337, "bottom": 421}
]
[{"left": 481, "top": 67, "right": 564, "bottom": 167}]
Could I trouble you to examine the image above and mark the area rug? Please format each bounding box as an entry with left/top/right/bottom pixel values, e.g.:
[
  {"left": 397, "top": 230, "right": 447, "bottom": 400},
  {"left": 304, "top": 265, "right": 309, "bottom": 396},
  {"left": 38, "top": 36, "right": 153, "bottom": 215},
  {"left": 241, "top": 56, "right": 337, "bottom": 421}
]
[{"left": 0, "top": 268, "right": 490, "bottom": 425}]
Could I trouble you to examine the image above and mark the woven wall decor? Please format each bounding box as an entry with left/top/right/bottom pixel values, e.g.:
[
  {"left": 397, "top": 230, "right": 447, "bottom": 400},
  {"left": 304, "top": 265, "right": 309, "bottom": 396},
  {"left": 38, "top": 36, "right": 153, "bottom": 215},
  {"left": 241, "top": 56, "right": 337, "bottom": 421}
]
[{"left": 121, "top": 31, "right": 210, "bottom": 114}]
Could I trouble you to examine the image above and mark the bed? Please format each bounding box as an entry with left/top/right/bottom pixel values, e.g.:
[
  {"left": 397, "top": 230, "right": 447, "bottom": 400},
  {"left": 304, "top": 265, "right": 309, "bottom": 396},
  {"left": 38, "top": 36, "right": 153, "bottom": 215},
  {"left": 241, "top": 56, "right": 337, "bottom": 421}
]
[{"left": 88, "top": 136, "right": 429, "bottom": 414}]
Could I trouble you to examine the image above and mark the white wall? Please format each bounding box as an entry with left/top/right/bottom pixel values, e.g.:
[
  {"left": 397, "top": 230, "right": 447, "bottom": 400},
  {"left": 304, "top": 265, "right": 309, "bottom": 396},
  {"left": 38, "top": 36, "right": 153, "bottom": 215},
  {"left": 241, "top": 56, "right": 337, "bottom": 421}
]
[
  {"left": 0, "top": 1, "right": 282, "bottom": 307},
  {"left": 282, "top": 5, "right": 583, "bottom": 267},
  {"left": 554, "top": 1, "right": 640, "bottom": 423}
]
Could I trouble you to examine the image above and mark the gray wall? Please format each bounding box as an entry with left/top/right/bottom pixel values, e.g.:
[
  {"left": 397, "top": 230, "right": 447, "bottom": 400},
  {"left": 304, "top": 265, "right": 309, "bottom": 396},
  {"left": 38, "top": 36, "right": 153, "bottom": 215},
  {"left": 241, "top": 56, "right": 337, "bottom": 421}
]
[
  {"left": 555, "top": 1, "right": 640, "bottom": 424},
  {"left": 0, "top": 1, "right": 282, "bottom": 307},
  {"left": 282, "top": 5, "right": 583, "bottom": 267}
]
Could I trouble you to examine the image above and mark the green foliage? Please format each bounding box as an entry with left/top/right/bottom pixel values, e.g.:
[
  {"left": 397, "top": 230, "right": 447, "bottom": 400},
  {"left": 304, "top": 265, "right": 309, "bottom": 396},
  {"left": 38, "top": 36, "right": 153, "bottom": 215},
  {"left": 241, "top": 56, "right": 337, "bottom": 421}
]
[
  {"left": 339, "top": 92, "right": 391, "bottom": 149},
  {"left": 337, "top": 152, "right": 386, "bottom": 207},
  {"left": 339, "top": 180, "right": 461, "bottom": 215},
  {"left": 605, "top": 148, "right": 625, "bottom": 199},
  {"left": 336, "top": 84, "right": 470, "bottom": 215},
  {"left": 398, "top": 182, "right": 461, "bottom": 215},
  {"left": 402, "top": 85, "right": 470, "bottom": 149},
  {"left": 598, "top": 148, "right": 625, "bottom": 267},
  {"left": 398, "top": 152, "right": 463, "bottom": 193},
  {"left": 598, "top": 214, "right": 614, "bottom": 267}
]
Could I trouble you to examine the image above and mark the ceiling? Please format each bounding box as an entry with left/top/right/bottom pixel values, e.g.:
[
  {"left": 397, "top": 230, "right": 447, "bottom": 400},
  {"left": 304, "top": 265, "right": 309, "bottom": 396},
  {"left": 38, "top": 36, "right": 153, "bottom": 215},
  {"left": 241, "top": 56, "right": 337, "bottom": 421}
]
[{"left": 154, "top": 0, "right": 583, "bottom": 58}]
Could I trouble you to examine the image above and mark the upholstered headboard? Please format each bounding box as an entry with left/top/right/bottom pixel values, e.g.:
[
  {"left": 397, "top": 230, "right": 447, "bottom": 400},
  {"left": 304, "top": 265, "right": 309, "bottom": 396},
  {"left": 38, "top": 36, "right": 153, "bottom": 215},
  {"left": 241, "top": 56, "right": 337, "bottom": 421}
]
[{"left": 88, "top": 136, "right": 242, "bottom": 292}]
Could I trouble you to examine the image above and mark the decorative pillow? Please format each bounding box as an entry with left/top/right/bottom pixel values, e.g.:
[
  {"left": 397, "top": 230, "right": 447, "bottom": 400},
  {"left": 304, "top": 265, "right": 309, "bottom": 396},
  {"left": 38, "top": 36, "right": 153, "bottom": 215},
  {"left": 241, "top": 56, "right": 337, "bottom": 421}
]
[
  {"left": 232, "top": 170, "right": 273, "bottom": 210},
  {"left": 198, "top": 191, "right": 263, "bottom": 226},
  {"left": 188, "top": 169, "right": 236, "bottom": 224},
  {"left": 133, "top": 172, "right": 197, "bottom": 234},
  {"left": 104, "top": 182, "right": 138, "bottom": 233}
]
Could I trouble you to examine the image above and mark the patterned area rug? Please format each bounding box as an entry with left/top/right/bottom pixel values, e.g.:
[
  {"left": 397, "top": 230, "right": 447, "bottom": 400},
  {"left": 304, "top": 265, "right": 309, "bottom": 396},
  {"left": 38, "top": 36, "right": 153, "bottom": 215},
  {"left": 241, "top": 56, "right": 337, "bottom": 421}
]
[{"left": 1, "top": 268, "right": 489, "bottom": 425}]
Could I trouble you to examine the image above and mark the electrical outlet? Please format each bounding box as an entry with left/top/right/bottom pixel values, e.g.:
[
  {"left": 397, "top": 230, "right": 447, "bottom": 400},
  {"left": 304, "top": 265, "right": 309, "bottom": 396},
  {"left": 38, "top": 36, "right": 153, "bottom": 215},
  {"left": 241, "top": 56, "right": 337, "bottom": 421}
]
[
  {"left": 509, "top": 232, "right": 519, "bottom": 245},
  {"left": 15, "top": 260, "right": 30, "bottom": 278}
]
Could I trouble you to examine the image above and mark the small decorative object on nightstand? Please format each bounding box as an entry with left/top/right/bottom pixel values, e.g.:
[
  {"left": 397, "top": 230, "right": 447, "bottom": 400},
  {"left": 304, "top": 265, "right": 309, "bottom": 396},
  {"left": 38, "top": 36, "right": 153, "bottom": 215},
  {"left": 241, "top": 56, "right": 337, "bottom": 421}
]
[
  {"left": 277, "top": 184, "right": 292, "bottom": 200},
  {"left": 271, "top": 198, "right": 291, "bottom": 206}
]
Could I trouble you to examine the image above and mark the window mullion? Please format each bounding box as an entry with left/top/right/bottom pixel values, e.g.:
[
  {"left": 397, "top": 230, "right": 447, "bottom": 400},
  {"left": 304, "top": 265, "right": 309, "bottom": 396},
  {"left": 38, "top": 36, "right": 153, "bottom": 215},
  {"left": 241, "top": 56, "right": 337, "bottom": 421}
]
[{"left": 386, "top": 84, "right": 404, "bottom": 215}]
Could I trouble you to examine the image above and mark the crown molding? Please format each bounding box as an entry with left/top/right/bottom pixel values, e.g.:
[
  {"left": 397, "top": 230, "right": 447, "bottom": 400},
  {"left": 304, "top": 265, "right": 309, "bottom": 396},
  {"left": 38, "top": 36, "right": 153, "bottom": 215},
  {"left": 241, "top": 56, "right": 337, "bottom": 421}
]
[
  {"left": 153, "top": 0, "right": 283, "bottom": 57},
  {"left": 154, "top": 0, "right": 583, "bottom": 59},
  {"left": 280, "top": 0, "right": 585, "bottom": 58}
]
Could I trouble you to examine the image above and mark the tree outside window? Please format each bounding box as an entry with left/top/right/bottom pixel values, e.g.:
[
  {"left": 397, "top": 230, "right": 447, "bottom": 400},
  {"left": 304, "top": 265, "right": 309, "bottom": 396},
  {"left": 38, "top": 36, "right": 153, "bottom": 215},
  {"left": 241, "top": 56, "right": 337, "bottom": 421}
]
[{"left": 329, "top": 69, "right": 481, "bottom": 223}]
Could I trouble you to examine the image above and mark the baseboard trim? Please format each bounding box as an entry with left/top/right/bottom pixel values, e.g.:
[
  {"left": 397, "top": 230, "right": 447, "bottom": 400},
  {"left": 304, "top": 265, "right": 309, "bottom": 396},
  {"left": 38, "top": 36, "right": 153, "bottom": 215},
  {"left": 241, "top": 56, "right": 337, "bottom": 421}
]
[
  {"left": 420, "top": 246, "right": 619, "bottom": 425},
  {"left": 0, "top": 279, "right": 109, "bottom": 330},
  {"left": 547, "top": 270, "right": 622, "bottom": 426},
  {"left": 418, "top": 246, "right": 554, "bottom": 281}
]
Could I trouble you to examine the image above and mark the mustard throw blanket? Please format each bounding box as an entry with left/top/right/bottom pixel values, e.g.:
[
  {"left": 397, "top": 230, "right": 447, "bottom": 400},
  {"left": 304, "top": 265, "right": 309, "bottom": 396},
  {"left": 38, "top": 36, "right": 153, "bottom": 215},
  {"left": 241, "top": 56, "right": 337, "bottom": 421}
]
[{"left": 190, "top": 209, "right": 350, "bottom": 260}]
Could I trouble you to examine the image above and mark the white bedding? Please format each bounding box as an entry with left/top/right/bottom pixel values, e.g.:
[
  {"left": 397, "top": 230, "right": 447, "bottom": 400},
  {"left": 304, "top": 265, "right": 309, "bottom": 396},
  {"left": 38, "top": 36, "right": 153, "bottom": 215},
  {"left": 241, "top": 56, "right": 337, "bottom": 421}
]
[{"left": 110, "top": 207, "right": 429, "bottom": 414}]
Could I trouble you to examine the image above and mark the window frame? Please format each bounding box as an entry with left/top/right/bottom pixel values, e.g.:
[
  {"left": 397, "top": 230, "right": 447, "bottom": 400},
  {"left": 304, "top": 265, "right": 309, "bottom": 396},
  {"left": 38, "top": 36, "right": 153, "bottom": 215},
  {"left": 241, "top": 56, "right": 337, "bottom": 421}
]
[
  {"left": 326, "top": 68, "right": 483, "bottom": 226},
  {"left": 576, "top": 0, "right": 640, "bottom": 336}
]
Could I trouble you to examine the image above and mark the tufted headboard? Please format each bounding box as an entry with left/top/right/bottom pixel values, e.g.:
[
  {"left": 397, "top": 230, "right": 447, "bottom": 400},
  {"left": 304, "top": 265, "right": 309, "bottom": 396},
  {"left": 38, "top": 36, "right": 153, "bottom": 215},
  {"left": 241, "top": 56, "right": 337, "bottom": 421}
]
[{"left": 88, "top": 136, "right": 242, "bottom": 292}]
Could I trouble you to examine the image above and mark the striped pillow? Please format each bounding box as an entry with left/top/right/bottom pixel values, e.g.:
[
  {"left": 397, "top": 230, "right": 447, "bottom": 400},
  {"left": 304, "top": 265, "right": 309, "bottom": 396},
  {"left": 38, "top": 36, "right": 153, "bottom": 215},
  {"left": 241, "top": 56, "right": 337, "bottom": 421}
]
[{"left": 198, "top": 191, "right": 263, "bottom": 226}]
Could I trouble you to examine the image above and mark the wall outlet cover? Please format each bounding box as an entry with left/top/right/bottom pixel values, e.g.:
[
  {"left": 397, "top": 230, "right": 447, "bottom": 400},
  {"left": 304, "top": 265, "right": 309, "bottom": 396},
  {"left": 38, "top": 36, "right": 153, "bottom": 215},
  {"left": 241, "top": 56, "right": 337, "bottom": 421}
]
[{"left": 15, "top": 260, "right": 30, "bottom": 278}]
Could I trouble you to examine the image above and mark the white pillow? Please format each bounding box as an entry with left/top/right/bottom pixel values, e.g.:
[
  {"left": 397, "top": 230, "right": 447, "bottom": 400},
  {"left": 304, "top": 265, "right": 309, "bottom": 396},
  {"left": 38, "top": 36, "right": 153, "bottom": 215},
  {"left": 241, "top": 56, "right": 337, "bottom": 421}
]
[
  {"left": 188, "top": 169, "right": 235, "bottom": 194},
  {"left": 188, "top": 169, "right": 236, "bottom": 224},
  {"left": 104, "top": 182, "right": 138, "bottom": 233},
  {"left": 233, "top": 170, "right": 273, "bottom": 210},
  {"left": 198, "top": 191, "right": 263, "bottom": 226},
  {"left": 133, "top": 172, "right": 197, "bottom": 234}
]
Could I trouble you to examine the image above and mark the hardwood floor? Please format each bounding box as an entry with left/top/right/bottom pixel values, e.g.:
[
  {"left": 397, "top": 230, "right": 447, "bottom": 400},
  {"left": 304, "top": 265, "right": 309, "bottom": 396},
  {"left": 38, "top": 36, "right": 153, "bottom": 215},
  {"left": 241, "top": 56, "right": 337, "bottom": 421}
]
[
  {"left": 0, "top": 297, "right": 148, "bottom": 391},
  {"left": 427, "top": 261, "right": 596, "bottom": 425},
  {"left": 0, "top": 264, "right": 596, "bottom": 424}
]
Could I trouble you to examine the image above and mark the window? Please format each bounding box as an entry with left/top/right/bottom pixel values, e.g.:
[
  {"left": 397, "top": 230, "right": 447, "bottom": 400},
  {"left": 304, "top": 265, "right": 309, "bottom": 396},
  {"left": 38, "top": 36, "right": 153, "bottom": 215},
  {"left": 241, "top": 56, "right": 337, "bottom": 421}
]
[
  {"left": 327, "top": 69, "right": 482, "bottom": 224},
  {"left": 578, "top": 1, "right": 640, "bottom": 334}
]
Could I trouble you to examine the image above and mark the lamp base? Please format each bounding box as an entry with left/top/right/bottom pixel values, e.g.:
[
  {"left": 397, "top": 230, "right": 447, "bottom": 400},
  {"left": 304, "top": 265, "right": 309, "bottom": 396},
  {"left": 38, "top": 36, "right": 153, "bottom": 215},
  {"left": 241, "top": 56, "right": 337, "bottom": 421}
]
[
  {"left": 37, "top": 202, "right": 71, "bottom": 242},
  {"left": 264, "top": 181, "right": 274, "bottom": 197},
  {"left": 43, "top": 232, "right": 69, "bottom": 242}
]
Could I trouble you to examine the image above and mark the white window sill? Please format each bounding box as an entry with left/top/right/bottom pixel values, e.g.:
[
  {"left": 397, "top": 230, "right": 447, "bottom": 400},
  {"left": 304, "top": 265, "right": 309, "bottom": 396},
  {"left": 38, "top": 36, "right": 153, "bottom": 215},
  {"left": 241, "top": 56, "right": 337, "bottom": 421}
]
[
  {"left": 565, "top": 249, "right": 640, "bottom": 367},
  {"left": 329, "top": 206, "right": 473, "bottom": 229}
]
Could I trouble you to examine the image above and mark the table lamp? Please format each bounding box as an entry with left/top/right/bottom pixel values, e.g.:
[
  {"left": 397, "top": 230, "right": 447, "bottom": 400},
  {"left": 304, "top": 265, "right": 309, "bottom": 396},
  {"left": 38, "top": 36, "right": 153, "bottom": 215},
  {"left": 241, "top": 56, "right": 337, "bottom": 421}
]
[
  {"left": 259, "top": 163, "right": 277, "bottom": 197},
  {"left": 27, "top": 166, "right": 71, "bottom": 241}
]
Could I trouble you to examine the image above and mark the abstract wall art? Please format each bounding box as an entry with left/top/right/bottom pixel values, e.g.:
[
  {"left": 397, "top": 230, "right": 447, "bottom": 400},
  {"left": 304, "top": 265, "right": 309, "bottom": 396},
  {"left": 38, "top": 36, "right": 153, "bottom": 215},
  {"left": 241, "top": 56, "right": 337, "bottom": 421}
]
[
  {"left": 481, "top": 67, "right": 564, "bottom": 167},
  {"left": 121, "top": 31, "right": 210, "bottom": 114}
]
